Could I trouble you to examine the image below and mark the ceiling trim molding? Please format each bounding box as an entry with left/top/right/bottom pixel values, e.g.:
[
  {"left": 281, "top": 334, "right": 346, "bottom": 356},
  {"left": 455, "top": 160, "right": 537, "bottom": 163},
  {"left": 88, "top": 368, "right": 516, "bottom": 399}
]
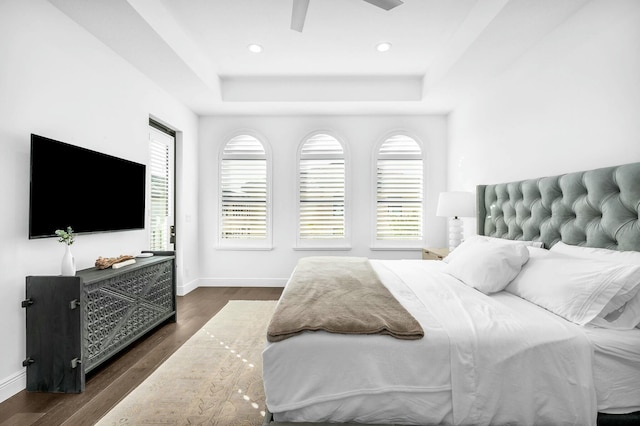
[{"left": 221, "top": 75, "right": 424, "bottom": 102}]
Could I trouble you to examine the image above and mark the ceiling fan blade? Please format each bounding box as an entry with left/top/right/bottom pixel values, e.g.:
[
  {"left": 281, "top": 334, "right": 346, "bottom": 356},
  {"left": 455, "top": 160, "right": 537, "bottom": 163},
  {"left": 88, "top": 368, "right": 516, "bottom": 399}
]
[
  {"left": 362, "top": 0, "right": 403, "bottom": 11},
  {"left": 291, "top": 0, "right": 310, "bottom": 32}
]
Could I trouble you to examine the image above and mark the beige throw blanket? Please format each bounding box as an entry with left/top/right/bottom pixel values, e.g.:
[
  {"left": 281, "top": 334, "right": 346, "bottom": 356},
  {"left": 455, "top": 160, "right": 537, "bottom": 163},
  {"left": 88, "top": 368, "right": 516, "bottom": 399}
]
[{"left": 267, "top": 256, "right": 424, "bottom": 342}]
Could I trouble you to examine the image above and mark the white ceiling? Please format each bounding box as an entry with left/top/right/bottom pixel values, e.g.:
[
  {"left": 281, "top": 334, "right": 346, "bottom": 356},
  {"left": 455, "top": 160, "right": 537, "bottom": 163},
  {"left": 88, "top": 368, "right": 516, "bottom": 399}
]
[{"left": 49, "top": 0, "right": 590, "bottom": 116}]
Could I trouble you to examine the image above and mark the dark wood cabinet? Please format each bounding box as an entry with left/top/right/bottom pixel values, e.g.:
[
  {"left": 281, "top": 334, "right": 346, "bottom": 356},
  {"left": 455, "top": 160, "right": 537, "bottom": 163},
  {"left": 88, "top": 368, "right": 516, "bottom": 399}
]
[{"left": 23, "top": 255, "right": 176, "bottom": 393}]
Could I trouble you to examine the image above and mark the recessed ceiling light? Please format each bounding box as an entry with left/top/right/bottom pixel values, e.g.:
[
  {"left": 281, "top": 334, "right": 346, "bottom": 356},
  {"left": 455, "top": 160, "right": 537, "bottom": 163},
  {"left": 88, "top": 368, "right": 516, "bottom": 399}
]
[
  {"left": 376, "top": 42, "right": 392, "bottom": 52},
  {"left": 248, "top": 44, "right": 263, "bottom": 53}
]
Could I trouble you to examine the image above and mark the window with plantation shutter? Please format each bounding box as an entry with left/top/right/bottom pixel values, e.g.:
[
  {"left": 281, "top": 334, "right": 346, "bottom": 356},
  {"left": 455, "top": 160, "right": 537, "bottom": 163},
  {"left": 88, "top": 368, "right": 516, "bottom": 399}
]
[
  {"left": 219, "top": 134, "right": 271, "bottom": 249},
  {"left": 374, "top": 134, "right": 423, "bottom": 248},
  {"left": 148, "top": 126, "right": 174, "bottom": 251},
  {"left": 297, "top": 133, "right": 349, "bottom": 249}
]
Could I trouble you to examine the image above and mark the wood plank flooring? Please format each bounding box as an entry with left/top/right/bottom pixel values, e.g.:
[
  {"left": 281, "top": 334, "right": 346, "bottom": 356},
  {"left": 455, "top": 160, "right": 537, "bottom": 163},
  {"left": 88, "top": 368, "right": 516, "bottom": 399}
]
[{"left": 0, "top": 287, "right": 283, "bottom": 426}]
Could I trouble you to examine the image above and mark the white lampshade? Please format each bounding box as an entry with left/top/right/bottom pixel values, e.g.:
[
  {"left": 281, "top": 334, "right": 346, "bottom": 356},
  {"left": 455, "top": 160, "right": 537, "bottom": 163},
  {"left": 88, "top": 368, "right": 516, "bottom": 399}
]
[
  {"left": 436, "top": 191, "right": 476, "bottom": 250},
  {"left": 436, "top": 191, "right": 476, "bottom": 219}
]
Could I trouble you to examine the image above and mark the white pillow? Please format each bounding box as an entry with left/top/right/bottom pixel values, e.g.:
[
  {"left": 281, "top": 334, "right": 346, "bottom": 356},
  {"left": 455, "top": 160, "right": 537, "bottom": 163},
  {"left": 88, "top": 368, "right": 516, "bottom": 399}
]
[
  {"left": 442, "top": 236, "right": 484, "bottom": 264},
  {"left": 550, "top": 241, "right": 640, "bottom": 264},
  {"left": 550, "top": 241, "right": 640, "bottom": 318},
  {"left": 506, "top": 248, "right": 640, "bottom": 325},
  {"left": 444, "top": 239, "right": 530, "bottom": 295},
  {"left": 443, "top": 235, "right": 542, "bottom": 264},
  {"left": 482, "top": 236, "right": 544, "bottom": 249}
]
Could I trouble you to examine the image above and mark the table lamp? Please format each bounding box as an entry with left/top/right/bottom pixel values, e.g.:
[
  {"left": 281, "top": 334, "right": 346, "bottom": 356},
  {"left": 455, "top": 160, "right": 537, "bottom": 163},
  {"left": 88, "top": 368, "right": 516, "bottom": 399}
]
[{"left": 436, "top": 191, "right": 476, "bottom": 250}]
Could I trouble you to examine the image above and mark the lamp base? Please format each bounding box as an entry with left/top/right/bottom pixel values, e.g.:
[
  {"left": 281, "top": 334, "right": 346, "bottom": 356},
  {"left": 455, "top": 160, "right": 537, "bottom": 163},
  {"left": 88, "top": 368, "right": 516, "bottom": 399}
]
[{"left": 448, "top": 217, "right": 463, "bottom": 251}]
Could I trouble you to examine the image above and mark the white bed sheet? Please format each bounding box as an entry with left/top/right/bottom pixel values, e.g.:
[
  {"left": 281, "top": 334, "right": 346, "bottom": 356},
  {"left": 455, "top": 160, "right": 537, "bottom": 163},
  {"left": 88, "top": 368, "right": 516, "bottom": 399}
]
[
  {"left": 262, "top": 259, "right": 598, "bottom": 425},
  {"left": 581, "top": 325, "right": 640, "bottom": 414}
]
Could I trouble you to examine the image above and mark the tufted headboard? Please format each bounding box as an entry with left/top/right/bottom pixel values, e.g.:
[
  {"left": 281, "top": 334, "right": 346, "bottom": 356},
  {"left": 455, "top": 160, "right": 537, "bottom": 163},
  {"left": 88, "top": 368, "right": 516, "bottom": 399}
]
[{"left": 477, "top": 162, "right": 640, "bottom": 251}]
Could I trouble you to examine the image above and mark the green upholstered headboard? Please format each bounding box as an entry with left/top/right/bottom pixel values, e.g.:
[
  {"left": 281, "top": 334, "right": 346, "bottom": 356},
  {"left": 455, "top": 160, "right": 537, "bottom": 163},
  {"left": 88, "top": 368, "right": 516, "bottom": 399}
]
[{"left": 477, "top": 162, "right": 640, "bottom": 251}]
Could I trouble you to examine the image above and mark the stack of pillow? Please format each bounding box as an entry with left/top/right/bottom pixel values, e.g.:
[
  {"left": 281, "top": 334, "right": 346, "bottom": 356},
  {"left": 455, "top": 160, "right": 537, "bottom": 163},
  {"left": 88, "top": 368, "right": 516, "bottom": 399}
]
[{"left": 442, "top": 236, "right": 640, "bottom": 330}]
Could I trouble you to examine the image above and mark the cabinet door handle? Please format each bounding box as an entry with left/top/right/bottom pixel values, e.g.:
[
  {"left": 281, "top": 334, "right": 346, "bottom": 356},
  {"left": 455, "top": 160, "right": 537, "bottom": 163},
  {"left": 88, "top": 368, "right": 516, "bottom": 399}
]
[
  {"left": 70, "top": 358, "right": 82, "bottom": 369},
  {"left": 69, "top": 299, "right": 80, "bottom": 310}
]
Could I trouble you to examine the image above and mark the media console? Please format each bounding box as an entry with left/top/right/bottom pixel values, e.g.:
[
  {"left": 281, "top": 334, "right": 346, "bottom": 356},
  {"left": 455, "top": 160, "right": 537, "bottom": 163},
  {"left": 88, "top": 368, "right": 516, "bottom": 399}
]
[{"left": 23, "top": 254, "right": 176, "bottom": 393}]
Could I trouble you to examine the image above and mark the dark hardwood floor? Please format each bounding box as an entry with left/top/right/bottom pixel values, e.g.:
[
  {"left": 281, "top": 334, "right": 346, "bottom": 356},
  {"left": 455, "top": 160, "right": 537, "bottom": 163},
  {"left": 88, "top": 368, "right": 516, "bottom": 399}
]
[{"left": 0, "top": 287, "right": 283, "bottom": 426}]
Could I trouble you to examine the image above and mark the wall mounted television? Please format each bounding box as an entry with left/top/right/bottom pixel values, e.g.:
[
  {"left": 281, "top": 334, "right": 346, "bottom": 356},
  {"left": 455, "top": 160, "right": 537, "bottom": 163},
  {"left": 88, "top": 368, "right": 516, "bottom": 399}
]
[{"left": 29, "top": 133, "right": 146, "bottom": 239}]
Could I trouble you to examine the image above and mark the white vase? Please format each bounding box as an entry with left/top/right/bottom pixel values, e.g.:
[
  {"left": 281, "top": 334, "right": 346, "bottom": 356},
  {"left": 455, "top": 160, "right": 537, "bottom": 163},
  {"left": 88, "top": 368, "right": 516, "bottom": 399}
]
[{"left": 61, "top": 244, "right": 76, "bottom": 276}]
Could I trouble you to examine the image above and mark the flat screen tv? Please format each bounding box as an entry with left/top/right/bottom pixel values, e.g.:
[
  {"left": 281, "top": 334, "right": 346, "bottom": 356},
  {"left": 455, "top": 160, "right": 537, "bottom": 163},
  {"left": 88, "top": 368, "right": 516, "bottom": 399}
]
[{"left": 29, "top": 134, "right": 146, "bottom": 239}]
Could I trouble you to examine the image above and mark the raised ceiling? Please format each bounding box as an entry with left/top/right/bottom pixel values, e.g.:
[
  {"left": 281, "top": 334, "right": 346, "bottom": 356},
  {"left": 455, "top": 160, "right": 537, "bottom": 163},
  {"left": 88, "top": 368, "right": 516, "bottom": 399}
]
[{"left": 49, "top": 0, "right": 590, "bottom": 115}]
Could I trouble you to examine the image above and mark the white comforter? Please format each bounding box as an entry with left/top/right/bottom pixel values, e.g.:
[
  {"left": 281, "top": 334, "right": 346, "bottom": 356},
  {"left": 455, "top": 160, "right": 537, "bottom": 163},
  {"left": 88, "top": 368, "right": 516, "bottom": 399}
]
[{"left": 262, "top": 259, "right": 597, "bottom": 425}]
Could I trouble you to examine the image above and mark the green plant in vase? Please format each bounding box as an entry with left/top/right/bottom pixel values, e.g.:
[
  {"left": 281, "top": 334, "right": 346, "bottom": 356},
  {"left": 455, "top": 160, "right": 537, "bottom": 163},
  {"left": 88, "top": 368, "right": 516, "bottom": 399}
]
[
  {"left": 55, "top": 226, "right": 76, "bottom": 276},
  {"left": 55, "top": 226, "right": 75, "bottom": 245}
]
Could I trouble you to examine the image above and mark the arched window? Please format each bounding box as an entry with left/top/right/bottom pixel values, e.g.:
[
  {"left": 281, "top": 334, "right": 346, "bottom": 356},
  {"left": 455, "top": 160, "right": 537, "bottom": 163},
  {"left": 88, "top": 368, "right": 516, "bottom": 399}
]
[
  {"left": 374, "top": 133, "right": 423, "bottom": 247},
  {"left": 297, "top": 133, "right": 349, "bottom": 248},
  {"left": 219, "top": 133, "right": 271, "bottom": 248}
]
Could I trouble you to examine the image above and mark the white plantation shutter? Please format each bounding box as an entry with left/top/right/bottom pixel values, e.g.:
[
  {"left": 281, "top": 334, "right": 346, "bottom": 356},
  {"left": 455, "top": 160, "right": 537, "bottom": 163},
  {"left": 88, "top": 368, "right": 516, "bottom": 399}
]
[
  {"left": 149, "top": 127, "right": 174, "bottom": 251},
  {"left": 298, "top": 134, "right": 346, "bottom": 240},
  {"left": 220, "top": 135, "right": 268, "bottom": 241},
  {"left": 376, "top": 135, "right": 423, "bottom": 241}
]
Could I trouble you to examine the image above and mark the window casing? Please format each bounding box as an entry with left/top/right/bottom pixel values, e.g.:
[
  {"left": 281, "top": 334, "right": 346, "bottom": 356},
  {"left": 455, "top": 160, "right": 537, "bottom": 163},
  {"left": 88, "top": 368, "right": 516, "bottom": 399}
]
[
  {"left": 296, "top": 133, "right": 349, "bottom": 249},
  {"left": 148, "top": 125, "right": 174, "bottom": 251},
  {"left": 372, "top": 133, "right": 424, "bottom": 249},
  {"left": 219, "top": 134, "right": 271, "bottom": 249}
]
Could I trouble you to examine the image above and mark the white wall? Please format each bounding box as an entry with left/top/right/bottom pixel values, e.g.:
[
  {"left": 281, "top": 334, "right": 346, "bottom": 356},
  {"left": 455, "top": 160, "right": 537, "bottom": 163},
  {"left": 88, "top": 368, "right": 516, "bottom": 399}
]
[
  {"left": 0, "top": 0, "right": 199, "bottom": 402},
  {"left": 448, "top": 0, "right": 640, "bottom": 195},
  {"left": 198, "top": 115, "right": 448, "bottom": 286}
]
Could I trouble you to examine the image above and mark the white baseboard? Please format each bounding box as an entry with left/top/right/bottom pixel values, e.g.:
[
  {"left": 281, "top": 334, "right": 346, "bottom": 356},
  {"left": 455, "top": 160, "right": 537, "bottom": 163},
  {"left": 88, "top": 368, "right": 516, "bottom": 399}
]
[
  {"left": 0, "top": 370, "right": 25, "bottom": 404},
  {"left": 198, "top": 278, "right": 287, "bottom": 288},
  {"left": 177, "top": 277, "right": 199, "bottom": 296}
]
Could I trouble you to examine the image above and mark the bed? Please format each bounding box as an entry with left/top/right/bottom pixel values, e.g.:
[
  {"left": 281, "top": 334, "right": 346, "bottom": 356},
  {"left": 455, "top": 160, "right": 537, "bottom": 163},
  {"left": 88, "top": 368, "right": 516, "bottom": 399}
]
[{"left": 262, "top": 162, "right": 640, "bottom": 426}]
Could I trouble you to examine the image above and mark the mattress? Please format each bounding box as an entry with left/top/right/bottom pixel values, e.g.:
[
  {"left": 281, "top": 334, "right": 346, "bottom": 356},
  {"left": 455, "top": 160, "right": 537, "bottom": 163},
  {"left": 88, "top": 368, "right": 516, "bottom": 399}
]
[{"left": 262, "top": 259, "right": 600, "bottom": 425}]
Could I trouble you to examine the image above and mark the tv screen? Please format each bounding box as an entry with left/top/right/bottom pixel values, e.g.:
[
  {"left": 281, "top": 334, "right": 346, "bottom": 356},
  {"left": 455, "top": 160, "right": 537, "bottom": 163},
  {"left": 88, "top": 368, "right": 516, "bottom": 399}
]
[{"left": 29, "top": 134, "right": 146, "bottom": 239}]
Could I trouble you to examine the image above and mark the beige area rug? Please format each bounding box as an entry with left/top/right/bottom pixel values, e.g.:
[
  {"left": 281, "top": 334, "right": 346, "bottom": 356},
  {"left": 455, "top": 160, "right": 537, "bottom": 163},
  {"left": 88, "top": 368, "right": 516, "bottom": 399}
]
[{"left": 96, "top": 300, "right": 277, "bottom": 426}]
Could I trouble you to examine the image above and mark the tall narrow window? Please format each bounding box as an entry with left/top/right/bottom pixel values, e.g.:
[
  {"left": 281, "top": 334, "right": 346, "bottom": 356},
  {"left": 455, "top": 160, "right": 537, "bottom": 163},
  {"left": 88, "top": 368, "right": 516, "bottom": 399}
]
[
  {"left": 374, "top": 134, "right": 423, "bottom": 247},
  {"left": 297, "top": 133, "right": 348, "bottom": 249},
  {"left": 219, "top": 134, "right": 271, "bottom": 249},
  {"left": 148, "top": 124, "right": 175, "bottom": 251}
]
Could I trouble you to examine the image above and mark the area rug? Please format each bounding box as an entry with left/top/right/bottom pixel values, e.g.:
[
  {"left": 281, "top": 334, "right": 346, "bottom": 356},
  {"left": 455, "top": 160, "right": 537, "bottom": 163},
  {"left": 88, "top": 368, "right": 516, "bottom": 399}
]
[{"left": 96, "top": 300, "right": 277, "bottom": 426}]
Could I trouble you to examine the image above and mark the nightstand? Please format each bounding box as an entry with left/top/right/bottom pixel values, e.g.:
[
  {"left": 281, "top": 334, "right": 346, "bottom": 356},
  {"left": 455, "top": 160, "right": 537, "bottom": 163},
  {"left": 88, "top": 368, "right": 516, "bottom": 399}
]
[{"left": 422, "top": 248, "right": 450, "bottom": 260}]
